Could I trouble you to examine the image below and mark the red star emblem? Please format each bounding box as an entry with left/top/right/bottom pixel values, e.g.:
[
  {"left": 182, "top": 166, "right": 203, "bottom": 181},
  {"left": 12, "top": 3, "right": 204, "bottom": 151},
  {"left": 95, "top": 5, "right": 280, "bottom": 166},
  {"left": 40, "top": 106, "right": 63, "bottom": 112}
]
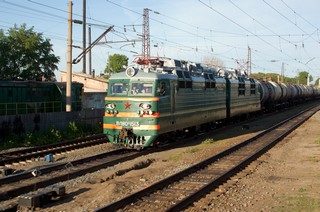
[{"left": 124, "top": 101, "right": 131, "bottom": 109}]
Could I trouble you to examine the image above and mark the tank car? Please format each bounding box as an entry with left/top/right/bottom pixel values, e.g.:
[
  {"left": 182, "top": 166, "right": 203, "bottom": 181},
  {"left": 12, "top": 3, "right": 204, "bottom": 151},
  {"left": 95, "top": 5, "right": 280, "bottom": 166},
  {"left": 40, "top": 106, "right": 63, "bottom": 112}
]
[{"left": 259, "top": 81, "right": 283, "bottom": 111}]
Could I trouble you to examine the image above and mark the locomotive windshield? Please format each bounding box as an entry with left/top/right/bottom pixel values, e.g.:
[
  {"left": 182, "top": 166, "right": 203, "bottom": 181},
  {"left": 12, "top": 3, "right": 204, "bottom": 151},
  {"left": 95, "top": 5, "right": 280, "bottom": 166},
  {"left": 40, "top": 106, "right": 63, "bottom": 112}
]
[
  {"left": 131, "top": 82, "right": 153, "bottom": 95},
  {"left": 110, "top": 82, "right": 129, "bottom": 95}
]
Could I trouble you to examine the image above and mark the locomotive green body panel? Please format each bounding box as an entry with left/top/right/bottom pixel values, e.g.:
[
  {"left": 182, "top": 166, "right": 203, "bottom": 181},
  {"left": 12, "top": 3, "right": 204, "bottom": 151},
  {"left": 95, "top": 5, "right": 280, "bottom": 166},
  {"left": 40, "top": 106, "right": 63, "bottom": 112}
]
[
  {"left": 104, "top": 68, "right": 228, "bottom": 148},
  {"left": 169, "top": 80, "right": 226, "bottom": 131},
  {"left": 226, "top": 78, "right": 261, "bottom": 118}
]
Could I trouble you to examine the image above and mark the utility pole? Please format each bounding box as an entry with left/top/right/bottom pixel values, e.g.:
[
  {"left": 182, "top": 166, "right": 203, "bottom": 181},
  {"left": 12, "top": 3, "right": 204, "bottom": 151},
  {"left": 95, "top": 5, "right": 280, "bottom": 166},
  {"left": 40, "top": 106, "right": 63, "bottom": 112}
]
[
  {"left": 247, "top": 46, "right": 251, "bottom": 76},
  {"left": 82, "top": 0, "right": 86, "bottom": 74},
  {"left": 88, "top": 25, "right": 92, "bottom": 76},
  {"left": 281, "top": 62, "right": 284, "bottom": 83},
  {"left": 142, "top": 8, "right": 150, "bottom": 59},
  {"left": 66, "top": 0, "right": 73, "bottom": 112}
]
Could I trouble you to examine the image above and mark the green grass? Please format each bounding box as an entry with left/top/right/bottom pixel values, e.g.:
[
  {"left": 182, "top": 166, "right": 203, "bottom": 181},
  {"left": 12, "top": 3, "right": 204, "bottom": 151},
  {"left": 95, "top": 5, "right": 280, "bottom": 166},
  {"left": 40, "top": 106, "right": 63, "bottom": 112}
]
[
  {"left": 275, "top": 193, "right": 320, "bottom": 212},
  {"left": 184, "top": 146, "right": 201, "bottom": 153},
  {"left": 307, "top": 156, "right": 320, "bottom": 163},
  {"left": 314, "top": 139, "right": 320, "bottom": 145},
  {"left": 201, "top": 138, "right": 216, "bottom": 145},
  {"left": 166, "top": 153, "right": 182, "bottom": 161},
  {"left": 0, "top": 122, "right": 102, "bottom": 150}
]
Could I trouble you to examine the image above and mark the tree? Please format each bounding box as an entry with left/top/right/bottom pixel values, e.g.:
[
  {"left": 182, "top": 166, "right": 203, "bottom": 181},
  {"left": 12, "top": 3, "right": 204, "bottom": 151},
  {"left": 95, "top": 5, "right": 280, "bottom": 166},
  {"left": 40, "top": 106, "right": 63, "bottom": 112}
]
[
  {"left": 104, "top": 54, "right": 128, "bottom": 74},
  {"left": 0, "top": 24, "right": 59, "bottom": 81},
  {"left": 202, "top": 56, "right": 224, "bottom": 68},
  {"left": 250, "top": 72, "right": 280, "bottom": 82},
  {"left": 314, "top": 78, "right": 320, "bottom": 86},
  {"left": 297, "top": 71, "right": 310, "bottom": 85}
]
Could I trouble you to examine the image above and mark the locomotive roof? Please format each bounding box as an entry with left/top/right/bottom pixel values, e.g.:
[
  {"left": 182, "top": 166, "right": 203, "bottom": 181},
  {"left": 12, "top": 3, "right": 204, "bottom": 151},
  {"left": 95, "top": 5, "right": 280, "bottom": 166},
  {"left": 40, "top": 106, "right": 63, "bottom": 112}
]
[{"left": 109, "top": 70, "right": 178, "bottom": 81}]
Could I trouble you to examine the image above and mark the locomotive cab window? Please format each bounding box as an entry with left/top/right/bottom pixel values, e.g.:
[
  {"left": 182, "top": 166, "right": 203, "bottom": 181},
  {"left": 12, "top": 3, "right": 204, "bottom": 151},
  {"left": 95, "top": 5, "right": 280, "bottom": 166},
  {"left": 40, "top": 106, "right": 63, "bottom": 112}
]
[
  {"left": 110, "top": 82, "right": 128, "bottom": 95},
  {"left": 131, "top": 82, "right": 153, "bottom": 95},
  {"left": 157, "top": 81, "right": 166, "bottom": 96}
]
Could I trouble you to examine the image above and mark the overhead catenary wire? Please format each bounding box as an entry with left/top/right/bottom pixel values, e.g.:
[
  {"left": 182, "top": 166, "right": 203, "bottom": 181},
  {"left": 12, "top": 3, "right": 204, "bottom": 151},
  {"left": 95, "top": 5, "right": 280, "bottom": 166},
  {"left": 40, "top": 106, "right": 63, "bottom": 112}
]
[
  {"left": 0, "top": 0, "right": 319, "bottom": 76},
  {"left": 228, "top": 0, "right": 295, "bottom": 47},
  {"left": 279, "top": 0, "right": 319, "bottom": 33},
  {"left": 262, "top": 0, "right": 320, "bottom": 45},
  {"left": 104, "top": 0, "right": 277, "bottom": 71},
  {"left": 198, "top": 0, "right": 314, "bottom": 71}
]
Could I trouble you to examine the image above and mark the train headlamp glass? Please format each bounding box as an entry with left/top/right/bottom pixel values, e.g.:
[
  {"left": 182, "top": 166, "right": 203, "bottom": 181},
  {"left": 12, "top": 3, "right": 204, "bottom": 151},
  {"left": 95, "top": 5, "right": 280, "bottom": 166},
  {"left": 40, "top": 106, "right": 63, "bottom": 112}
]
[
  {"left": 148, "top": 110, "right": 154, "bottom": 115},
  {"left": 139, "top": 103, "right": 151, "bottom": 109},
  {"left": 125, "top": 67, "right": 137, "bottom": 77},
  {"left": 106, "top": 103, "right": 116, "bottom": 109}
]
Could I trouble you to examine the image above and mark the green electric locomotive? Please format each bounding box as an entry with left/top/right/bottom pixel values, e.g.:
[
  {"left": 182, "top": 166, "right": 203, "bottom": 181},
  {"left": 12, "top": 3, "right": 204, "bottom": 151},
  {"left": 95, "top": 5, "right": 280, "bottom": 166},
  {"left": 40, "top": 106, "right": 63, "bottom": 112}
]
[{"left": 104, "top": 57, "right": 261, "bottom": 148}]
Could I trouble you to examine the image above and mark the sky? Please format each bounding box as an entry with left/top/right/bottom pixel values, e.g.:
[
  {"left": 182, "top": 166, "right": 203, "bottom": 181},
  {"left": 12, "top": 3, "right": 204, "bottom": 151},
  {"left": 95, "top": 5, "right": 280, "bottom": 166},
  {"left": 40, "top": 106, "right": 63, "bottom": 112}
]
[{"left": 0, "top": 0, "right": 320, "bottom": 82}]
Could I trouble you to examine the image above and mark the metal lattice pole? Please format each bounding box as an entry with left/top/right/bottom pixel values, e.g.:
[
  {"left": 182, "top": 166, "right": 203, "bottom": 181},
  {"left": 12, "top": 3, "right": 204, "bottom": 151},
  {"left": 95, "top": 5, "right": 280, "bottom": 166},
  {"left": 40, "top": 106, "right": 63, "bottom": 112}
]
[{"left": 142, "top": 8, "right": 150, "bottom": 59}]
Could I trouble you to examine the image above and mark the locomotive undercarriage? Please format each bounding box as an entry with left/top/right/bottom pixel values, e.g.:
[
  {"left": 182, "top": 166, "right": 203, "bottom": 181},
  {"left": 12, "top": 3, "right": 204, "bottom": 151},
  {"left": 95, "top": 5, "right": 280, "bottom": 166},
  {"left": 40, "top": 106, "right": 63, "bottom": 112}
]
[{"left": 114, "top": 128, "right": 146, "bottom": 149}]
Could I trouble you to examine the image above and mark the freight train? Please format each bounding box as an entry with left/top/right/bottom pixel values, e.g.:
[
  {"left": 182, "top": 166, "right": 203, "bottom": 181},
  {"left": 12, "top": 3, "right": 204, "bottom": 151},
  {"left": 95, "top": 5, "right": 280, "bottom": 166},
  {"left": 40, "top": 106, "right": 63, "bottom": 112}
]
[
  {"left": 0, "top": 81, "right": 83, "bottom": 115},
  {"left": 103, "top": 57, "right": 320, "bottom": 149}
]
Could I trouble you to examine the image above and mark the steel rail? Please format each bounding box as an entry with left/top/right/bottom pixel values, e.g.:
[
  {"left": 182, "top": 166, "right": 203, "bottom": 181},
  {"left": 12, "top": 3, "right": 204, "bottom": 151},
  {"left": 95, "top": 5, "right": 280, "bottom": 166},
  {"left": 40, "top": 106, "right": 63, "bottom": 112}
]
[
  {"left": 0, "top": 143, "right": 175, "bottom": 201},
  {"left": 0, "top": 134, "right": 107, "bottom": 166}
]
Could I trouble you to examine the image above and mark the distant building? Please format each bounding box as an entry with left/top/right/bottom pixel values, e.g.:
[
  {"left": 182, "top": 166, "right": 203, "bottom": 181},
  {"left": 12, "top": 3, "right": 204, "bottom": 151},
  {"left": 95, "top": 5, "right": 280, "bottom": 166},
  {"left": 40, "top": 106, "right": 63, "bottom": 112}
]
[
  {"left": 60, "top": 71, "right": 108, "bottom": 92},
  {"left": 60, "top": 71, "right": 108, "bottom": 109}
]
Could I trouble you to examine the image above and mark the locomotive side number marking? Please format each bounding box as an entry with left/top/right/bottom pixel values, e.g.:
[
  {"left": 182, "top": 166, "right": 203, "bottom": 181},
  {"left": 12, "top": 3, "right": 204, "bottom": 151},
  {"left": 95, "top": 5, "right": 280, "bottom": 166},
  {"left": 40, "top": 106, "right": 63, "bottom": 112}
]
[{"left": 116, "top": 121, "right": 140, "bottom": 127}]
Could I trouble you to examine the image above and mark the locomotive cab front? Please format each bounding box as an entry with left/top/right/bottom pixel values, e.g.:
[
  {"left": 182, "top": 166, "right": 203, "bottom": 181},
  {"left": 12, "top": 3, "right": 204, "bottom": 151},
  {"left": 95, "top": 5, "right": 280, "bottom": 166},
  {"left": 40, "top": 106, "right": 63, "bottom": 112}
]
[{"left": 103, "top": 69, "right": 168, "bottom": 149}]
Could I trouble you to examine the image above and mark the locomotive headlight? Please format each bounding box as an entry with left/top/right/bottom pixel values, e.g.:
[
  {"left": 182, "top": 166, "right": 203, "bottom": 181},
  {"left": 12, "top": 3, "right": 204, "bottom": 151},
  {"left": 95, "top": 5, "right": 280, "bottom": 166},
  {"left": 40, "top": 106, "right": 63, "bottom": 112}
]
[
  {"left": 139, "top": 103, "right": 151, "bottom": 110},
  {"left": 148, "top": 110, "right": 154, "bottom": 115},
  {"left": 106, "top": 103, "right": 116, "bottom": 109},
  {"left": 113, "top": 110, "right": 118, "bottom": 114}
]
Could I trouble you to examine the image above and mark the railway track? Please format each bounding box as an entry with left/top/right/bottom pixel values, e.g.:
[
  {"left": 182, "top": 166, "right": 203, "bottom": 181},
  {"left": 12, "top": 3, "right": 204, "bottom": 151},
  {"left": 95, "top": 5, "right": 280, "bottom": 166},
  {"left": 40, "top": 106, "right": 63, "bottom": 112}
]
[
  {"left": 0, "top": 102, "right": 318, "bottom": 210},
  {"left": 0, "top": 134, "right": 107, "bottom": 167},
  {"left": 94, "top": 104, "right": 320, "bottom": 211},
  {"left": 0, "top": 142, "right": 180, "bottom": 203}
]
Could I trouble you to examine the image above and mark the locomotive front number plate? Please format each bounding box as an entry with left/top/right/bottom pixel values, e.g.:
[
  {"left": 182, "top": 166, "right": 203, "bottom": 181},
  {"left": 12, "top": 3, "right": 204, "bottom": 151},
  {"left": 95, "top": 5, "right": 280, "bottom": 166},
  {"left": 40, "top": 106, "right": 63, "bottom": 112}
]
[{"left": 116, "top": 121, "right": 140, "bottom": 127}]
